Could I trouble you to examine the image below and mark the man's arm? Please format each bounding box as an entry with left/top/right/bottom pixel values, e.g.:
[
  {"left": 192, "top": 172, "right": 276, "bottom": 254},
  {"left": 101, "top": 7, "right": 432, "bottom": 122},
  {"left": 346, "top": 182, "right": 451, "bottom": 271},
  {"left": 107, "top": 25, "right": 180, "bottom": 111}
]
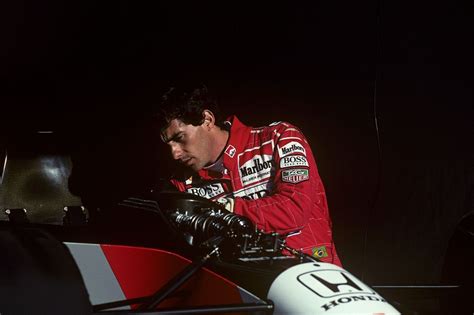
[{"left": 233, "top": 125, "right": 330, "bottom": 235}]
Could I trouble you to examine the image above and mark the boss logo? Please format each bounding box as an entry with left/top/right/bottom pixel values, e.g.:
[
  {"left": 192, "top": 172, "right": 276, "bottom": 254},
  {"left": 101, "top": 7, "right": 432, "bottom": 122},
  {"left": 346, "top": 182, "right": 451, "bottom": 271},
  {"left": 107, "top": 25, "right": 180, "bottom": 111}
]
[
  {"left": 280, "top": 155, "right": 309, "bottom": 168},
  {"left": 187, "top": 183, "right": 225, "bottom": 199},
  {"left": 278, "top": 141, "right": 306, "bottom": 158}
]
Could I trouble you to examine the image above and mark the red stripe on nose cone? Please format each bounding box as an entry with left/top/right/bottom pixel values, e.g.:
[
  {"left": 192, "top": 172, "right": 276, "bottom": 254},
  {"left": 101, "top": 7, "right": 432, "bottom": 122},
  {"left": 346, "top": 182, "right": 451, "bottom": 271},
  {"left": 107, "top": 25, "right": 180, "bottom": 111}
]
[{"left": 100, "top": 244, "right": 246, "bottom": 309}]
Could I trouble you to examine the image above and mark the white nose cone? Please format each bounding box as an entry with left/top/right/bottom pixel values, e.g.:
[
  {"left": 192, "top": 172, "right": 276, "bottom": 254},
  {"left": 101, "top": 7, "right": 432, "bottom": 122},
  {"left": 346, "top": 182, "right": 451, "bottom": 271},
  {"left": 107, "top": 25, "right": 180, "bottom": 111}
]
[{"left": 268, "top": 262, "right": 400, "bottom": 315}]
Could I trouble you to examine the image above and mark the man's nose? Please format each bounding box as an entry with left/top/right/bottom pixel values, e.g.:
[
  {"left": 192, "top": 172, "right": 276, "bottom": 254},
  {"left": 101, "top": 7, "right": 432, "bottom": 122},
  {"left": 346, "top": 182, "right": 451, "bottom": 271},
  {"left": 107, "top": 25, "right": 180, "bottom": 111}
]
[{"left": 170, "top": 143, "right": 182, "bottom": 160}]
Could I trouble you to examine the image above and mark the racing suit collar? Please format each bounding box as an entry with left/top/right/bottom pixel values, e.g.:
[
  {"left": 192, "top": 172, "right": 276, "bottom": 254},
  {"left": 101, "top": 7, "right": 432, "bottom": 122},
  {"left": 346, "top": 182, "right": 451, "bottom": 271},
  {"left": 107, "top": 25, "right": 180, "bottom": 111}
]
[
  {"left": 195, "top": 115, "right": 251, "bottom": 180},
  {"left": 221, "top": 116, "right": 251, "bottom": 169}
]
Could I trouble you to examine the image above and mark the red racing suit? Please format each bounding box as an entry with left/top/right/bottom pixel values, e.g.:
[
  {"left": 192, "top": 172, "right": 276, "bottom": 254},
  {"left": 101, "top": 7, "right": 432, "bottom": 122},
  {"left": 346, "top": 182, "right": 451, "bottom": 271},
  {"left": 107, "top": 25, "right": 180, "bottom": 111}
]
[{"left": 171, "top": 116, "right": 341, "bottom": 266}]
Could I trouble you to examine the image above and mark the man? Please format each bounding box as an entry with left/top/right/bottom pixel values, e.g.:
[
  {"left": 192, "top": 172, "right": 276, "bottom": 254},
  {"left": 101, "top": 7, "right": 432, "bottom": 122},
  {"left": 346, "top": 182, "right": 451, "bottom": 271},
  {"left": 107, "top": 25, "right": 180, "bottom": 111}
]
[{"left": 157, "top": 86, "right": 341, "bottom": 266}]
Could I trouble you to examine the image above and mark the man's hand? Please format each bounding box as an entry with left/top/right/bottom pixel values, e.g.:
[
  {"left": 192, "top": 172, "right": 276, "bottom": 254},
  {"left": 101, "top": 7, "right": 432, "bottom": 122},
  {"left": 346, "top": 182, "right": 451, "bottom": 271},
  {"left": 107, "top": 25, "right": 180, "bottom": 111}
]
[{"left": 216, "top": 197, "right": 235, "bottom": 212}]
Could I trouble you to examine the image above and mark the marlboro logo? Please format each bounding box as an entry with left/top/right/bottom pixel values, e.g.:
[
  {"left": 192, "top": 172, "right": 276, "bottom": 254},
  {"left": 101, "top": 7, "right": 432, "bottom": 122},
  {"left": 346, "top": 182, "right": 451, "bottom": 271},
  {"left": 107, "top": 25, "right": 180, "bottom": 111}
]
[
  {"left": 239, "top": 155, "right": 274, "bottom": 185},
  {"left": 278, "top": 141, "right": 306, "bottom": 158}
]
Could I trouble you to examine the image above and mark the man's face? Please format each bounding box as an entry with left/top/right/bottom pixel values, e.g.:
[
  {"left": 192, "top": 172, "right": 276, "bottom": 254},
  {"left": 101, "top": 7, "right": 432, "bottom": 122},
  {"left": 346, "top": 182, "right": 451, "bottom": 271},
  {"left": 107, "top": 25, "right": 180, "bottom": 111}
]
[{"left": 161, "top": 118, "right": 213, "bottom": 172}]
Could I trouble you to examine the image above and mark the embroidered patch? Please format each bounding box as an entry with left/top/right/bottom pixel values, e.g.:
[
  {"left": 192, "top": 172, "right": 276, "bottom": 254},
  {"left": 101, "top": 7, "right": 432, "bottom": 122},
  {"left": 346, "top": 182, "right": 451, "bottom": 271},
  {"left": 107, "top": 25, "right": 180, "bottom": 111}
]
[
  {"left": 312, "top": 246, "right": 328, "bottom": 258},
  {"left": 237, "top": 140, "right": 275, "bottom": 187},
  {"left": 281, "top": 168, "right": 309, "bottom": 184},
  {"left": 279, "top": 155, "right": 309, "bottom": 168},
  {"left": 278, "top": 141, "right": 306, "bottom": 158},
  {"left": 187, "top": 183, "right": 225, "bottom": 199},
  {"left": 225, "top": 145, "right": 236, "bottom": 158},
  {"left": 239, "top": 154, "right": 274, "bottom": 186}
]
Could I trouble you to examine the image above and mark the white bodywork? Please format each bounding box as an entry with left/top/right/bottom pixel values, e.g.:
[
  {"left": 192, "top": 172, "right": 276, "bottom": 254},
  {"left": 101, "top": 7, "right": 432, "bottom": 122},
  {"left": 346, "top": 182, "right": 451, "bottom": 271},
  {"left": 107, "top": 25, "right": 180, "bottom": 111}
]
[{"left": 268, "top": 262, "right": 400, "bottom": 314}]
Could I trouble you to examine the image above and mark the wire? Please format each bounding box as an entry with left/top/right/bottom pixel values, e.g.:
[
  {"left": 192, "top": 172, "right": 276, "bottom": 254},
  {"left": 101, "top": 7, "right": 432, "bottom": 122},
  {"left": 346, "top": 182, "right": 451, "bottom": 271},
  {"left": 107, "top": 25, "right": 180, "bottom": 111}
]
[
  {"left": 361, "top": 0, "right": 383, "bottom": 282},
  {"left": 0, "top": 150, "right": 8, "bottom": 186}
]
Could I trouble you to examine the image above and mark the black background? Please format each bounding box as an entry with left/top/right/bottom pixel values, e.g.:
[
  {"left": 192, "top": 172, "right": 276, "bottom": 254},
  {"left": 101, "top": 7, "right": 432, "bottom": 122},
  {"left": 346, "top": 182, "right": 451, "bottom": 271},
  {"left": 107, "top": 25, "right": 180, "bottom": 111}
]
[{"left": 0, "top": 1, "right": 472, "bottom": 286}]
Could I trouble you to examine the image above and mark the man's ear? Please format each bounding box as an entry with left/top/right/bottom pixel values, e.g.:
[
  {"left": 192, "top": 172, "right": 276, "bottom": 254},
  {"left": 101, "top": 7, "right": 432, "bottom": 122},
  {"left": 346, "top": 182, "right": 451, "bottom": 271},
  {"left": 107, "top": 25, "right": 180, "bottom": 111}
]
[{"left": 202, "top": 110, "right": 215, "bottom": 127}]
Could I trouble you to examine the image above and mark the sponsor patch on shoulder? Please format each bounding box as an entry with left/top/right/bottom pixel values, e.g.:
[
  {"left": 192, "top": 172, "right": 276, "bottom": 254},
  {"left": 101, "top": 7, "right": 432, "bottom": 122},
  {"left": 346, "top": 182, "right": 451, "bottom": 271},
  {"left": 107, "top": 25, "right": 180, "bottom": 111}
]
[
  {"left": 278, "top": 141, "right": 306, "bottom": 158},
  {"left": 281, "top": 168, "right": 309, "bottom": 183},
  {"left": 225, "top": 145, "right": 236, "bottom": 158},
  {"left": 279, "top": 155, "right": 309, "bottom": 168}
]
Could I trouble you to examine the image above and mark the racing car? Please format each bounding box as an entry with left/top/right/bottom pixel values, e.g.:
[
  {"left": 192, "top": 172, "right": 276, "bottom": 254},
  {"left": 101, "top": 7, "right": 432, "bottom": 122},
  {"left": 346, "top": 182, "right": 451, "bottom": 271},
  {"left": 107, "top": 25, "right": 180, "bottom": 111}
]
[{"left": 0, "top": 133, "right": 402, "bottom": 314}]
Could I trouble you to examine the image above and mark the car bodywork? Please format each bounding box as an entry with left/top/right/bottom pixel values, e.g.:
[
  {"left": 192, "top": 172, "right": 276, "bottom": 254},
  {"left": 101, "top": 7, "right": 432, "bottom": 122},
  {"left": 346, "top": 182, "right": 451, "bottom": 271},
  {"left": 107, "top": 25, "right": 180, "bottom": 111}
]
[{"left": 0, "top": 141, "right": 401, "bottom": 314}]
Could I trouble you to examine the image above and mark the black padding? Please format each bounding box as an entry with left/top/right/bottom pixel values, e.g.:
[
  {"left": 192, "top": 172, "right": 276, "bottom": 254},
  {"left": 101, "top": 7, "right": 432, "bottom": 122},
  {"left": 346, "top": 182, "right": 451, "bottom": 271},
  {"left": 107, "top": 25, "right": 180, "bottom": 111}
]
[
  {"left": 4, "top": 208, "right": 29, "bottom": 224},
  {"left": 63, "top": 206, "right": 87, "bottom": 226},
  {"left": 0, "top": 138, "right": 83, "bottom": 225},
  {"left": 441, "top": 211, "right": 474, "bottom": 314},
  {"left": 0, "top": 228, "right": 92, "bottom": 315}
]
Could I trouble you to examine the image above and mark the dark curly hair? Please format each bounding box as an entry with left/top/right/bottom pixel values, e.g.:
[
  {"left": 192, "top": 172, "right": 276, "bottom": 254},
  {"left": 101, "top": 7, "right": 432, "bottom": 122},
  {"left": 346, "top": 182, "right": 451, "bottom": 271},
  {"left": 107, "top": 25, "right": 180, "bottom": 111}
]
[{"left": 155, "top": 85, "right": 225, "bottom": 131}]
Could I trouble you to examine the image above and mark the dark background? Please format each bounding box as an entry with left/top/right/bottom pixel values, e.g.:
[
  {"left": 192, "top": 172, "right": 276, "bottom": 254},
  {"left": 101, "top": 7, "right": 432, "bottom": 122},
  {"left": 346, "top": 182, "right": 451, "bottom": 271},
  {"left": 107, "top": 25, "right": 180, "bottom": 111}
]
[{"left": 0, "top": 1, "right": 472, "bottom": 286}]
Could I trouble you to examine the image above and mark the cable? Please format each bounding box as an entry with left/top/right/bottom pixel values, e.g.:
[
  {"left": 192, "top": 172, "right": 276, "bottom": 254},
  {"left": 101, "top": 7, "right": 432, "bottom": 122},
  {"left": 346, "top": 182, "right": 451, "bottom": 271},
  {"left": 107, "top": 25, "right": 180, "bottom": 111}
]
[{"left": 361, "top": 0, "right": 383, "bottom": 282}]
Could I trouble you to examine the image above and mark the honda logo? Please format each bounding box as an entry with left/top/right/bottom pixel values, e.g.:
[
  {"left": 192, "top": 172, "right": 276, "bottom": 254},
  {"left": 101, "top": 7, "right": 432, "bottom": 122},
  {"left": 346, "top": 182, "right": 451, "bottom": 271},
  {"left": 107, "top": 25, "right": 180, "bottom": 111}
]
[{"left": 298, "top": 270, "right": 374, "bottom": 298}]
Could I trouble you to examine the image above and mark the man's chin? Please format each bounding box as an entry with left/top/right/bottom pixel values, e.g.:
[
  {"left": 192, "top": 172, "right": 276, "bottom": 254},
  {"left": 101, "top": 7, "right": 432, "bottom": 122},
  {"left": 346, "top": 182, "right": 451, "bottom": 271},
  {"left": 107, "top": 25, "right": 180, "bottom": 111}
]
[
  {"left": 186, "top": 162, "right": 203, "bottom": 172},
  {"left": 178, "top": 159, "right": 203, "bottom": 172},
  {"left": 190, "top": 164, "right": 203, "bottom": 172}
]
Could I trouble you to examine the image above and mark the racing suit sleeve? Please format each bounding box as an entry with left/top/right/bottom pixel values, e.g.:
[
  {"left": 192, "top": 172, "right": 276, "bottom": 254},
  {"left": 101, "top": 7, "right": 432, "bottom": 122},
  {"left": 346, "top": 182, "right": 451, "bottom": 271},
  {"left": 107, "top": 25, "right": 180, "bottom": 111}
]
[{"left": 232, "top": 126, "right": 331, "bottom": 236}]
